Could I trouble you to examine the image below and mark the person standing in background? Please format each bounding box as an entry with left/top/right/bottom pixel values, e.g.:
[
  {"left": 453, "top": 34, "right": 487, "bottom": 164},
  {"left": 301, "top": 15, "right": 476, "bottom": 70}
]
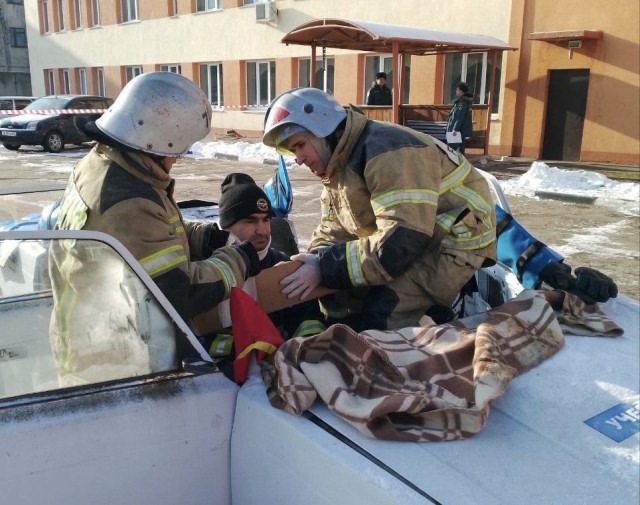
[
  {"left": 446, "top": 82, "right": 474, "bottom": 154},
  {"left": 366, "top": 72, "right": 392, "bottom": 106}
]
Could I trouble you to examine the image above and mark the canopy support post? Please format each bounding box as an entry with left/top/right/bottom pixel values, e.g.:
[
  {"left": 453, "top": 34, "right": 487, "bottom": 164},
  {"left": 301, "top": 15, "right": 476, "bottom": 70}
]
[
  {"left": 310, "top": 43, "right": 317, "bottom": 87},
  {"left": 392, "top": 41, "right": 400, "bottom": 124}
]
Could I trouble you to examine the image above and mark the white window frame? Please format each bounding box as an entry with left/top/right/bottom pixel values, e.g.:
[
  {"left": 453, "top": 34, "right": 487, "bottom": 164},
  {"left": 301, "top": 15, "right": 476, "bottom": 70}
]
[
  {"left": 199, "top": 63, "right": 223, "bottom": 108},
  {"left": 246, "top": 60, "right": 275, "bottom": 108},
  {"left": 443, "top": 51, "right": 503, "bottom": 116},
  {"left": 196, "top": 0, "right": 220, "bottom": 12},
  {"left": 121, "top": 0, "right": 139, "bottom": 23},
  {"left": 62, "top": 69, "right": 71, "bottom": 94},
  {"left": 160, "top": 64, "right": 182, "bottom": 74},
  {"left": 47, "top": 69, "right": 56, "bottom": 94},
  {"left": 96, "top": 67, "right": 106, "bottom": 96},
  {"left": 56, "top": 0, "right": 65, "bottom": 31},
  {"left": 298, "top": 57, "right": 334, "bottom": 95},
  {"left": 41, "top": 1, "right": 50, "bottom": 33},
  {"left": 79, "top": 68, "right": 87, "bottom": 94},
  {"left": 91, "top": 0, "right": 101, "bottom": 26},
  {"left": 73, "top": 0, "right": 82, "bottom": 29},
  {"left": 125, "top": 66, "right": 143, "bottom": 82}
]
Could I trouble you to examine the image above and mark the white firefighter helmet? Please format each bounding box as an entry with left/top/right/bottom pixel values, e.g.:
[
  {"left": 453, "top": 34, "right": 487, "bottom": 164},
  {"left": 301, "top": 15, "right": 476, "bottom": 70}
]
[
  {"left": 96, "top": 72, "right": 212, "bottom": 156},
  {"left": 262, "top": 87, "right": 347, "bottom": 151}
]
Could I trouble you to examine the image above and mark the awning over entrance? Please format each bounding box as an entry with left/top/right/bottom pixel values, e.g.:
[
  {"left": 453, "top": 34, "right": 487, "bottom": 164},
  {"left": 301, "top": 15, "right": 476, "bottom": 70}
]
[
  {"left": 281, "top": 18, "right": 516, "bottom": 153},
  {"left": 528, "top": 30, "right": 603, "bottom": 42},
  {"left": 282, "top": 18, "right": 516, "bottom": 55}
]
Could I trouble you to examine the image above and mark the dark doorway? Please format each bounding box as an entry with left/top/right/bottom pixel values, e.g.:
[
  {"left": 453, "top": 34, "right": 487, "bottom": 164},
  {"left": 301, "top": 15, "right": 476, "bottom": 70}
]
[{"left": 542, "top": 69, "right": 590, "bottom": 161}]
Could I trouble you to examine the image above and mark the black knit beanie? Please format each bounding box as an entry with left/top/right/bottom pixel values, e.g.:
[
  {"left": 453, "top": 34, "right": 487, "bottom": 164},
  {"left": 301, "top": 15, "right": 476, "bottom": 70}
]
[{"left": 218, "top": 173, "right": 272, "bottom": 228}]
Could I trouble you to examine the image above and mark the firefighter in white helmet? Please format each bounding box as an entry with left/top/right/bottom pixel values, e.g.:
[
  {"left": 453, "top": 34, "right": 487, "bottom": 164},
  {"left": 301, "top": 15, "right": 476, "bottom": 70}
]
[
  {"left": 263, "top": 87, "right": 497, "bottom": 331},
  {"left": 49, "top": 72, "right": 261, "bottom": 384}
]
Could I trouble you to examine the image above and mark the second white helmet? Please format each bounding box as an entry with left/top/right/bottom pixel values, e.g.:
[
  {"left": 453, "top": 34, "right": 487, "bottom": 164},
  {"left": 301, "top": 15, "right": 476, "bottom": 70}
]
[
  {"left": 96, "top": 72, "right": 212, "bottom": 156},
  {"left": 262, "top": 87, "right": 347, "bottom": 151}
]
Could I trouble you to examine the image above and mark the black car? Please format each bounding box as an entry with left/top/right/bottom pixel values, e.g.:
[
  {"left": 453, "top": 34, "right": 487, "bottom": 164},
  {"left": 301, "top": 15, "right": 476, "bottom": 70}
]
[{"left": 0, "top": 95, "right": 113, "bottom": 153}]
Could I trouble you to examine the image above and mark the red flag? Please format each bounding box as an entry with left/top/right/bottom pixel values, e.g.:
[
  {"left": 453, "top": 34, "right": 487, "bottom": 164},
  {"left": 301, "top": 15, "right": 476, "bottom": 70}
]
[{"left": 230, "top": 287, "right": 284, "bottom": 384}]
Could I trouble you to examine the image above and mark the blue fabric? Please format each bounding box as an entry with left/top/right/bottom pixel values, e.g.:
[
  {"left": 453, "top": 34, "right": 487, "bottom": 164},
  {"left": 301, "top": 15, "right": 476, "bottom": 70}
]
[
  {"left": 495, "top": 205, "right": 563, "bottom": 289},
  {"left": 263, "top": 155, "right": 293, "bottom": 218}
]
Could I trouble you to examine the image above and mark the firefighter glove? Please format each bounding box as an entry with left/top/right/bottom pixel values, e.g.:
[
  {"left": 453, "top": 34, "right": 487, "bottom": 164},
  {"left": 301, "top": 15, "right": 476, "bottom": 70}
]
[
  {"left": 539, "top": 262, "right": 575, "bottom": 291},
  {"left": 574, "top": 267, "right": 618, "bottom": 304},
  {"left": 281, "top": 253, "right": 322, "bottom": 301}
]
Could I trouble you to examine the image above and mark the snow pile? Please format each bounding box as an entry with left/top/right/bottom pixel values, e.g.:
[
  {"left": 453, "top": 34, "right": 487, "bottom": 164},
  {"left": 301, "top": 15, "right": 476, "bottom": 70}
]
[{"left": 500, "top": 162, "right": 640, "bottom": 217}]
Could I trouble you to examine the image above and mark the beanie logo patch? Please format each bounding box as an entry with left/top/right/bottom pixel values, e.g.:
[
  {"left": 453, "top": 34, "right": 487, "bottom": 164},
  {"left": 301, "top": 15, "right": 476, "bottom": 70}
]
[{"left": 256, "top": 198, "right": 270, "bottom": 212}]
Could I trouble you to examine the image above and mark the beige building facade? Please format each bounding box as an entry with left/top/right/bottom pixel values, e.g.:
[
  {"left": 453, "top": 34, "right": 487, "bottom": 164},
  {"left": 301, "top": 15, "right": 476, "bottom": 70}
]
[{"left": 24, "top": 0, "right": 639, "bottom": 165}]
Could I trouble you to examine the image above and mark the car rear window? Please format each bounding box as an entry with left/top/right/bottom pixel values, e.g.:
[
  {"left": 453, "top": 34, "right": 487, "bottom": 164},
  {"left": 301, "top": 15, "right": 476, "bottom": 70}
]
[{"left": 25, "top": 97, "right": 71, "bottom": 110}]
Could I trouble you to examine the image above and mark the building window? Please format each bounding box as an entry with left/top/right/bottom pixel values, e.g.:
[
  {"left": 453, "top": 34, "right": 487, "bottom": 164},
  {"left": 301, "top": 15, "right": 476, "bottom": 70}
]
[
  {"left": 9, "top": 28, "right": 27, "bottom": 48},
  {"left": 79, "top": 68, "right": 87, "bottom": 94},
  {"left": 47, "top": 69, "right": 56, "bottom": 94},
  {"left": 199, "top": 63, "right": 223, "bottom": 108},
  {"left": 7, "top": 0, "right": 24, "bottom": 5},
  {"left": 364, "top": 55, "right": 411, "bottom": 104},
  {"left": 298, "top": 57, "right": 334, "bottom": 95},
  {"left": 41, "top": 1, "right": 50, "bottom": 33},
  {"left": 196, "top": 0, "right": 219, "bottom": 12},
  {"left": 96, "top": 67, "right": 106, "bottom": 96},
  {"left": 169, "top": 0, "right": 178, "bottom": 16},
  {"left": 121, "top": 0, "right": 139, "bottom": 22},
  {"left": 63, "top": 69, "right": 71, "bottom": 93},
  {"left": 160, "top": 64, "right": 181, "bottom": 74},
  {"left": 73, "top": 0, "right": 82, "bottom": 29},
  {"left": 125, "top": 66, "right": 143, "bottom": 82},
  {"left": 90, "top": 0, "right": 101, "bottom": 26},
  {"left": 56, "top": 0, "right": 65, "bottom": 31},
  {"left": 247, "top": 60, "right": 275, "bottom": 107},
  {"left": 443, "top": 52, "right": 503, "bottom": 114}
]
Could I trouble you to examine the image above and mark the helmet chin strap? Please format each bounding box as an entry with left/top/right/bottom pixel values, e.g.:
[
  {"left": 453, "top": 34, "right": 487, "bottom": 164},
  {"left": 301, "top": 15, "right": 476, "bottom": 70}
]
[{"left": 308, "top": 135, "right": 332, "bottom": 173}]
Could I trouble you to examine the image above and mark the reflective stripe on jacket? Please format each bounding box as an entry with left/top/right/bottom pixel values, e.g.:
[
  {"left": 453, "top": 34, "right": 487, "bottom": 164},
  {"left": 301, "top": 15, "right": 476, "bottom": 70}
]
[{"left": 309, "top": 108, "right": 496, "bottom": 289}]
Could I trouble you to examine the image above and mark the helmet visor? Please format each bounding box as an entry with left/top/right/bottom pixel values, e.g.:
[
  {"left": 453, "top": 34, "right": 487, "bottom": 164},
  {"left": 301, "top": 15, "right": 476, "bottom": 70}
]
[{"left": 273, "top": 124, "right": 309, "bottom": 155}]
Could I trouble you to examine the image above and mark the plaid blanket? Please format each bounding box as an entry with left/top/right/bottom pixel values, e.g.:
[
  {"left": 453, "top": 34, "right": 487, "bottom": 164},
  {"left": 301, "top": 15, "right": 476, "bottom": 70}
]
[{"left": 261, "top": 290, "right": 623, "bottom": 442}]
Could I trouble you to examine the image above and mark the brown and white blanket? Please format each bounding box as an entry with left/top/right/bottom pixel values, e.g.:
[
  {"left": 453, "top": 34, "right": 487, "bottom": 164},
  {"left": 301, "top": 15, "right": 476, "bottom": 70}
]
[{"left": 261, "top": 290, "right": 623, "bottom": 442}]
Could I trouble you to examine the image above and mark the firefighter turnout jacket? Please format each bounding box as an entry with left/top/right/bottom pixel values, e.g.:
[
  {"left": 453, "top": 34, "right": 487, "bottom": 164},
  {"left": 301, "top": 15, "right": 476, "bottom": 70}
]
[{"left": 310, "top": 108, "right": 496, "bottom": 329}]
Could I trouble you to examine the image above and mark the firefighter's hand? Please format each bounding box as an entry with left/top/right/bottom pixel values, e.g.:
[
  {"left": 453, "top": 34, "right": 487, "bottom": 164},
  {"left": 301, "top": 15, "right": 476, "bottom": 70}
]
[
  {"left": 574, "top": 267, "right": 618, "bottom": 304},
  {"left": 539, "top": 262, "right": 575, "bottom": 291},
  {"left": 235, "top": 240, "right": 261, "bottom": 278},
  {"left": 281, "top": 253, "right": 322, "bottom": 300}
]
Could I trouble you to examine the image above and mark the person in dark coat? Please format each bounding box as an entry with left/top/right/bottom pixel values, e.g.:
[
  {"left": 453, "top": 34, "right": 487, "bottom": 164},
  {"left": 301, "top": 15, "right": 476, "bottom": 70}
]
[
  {"left": 366, "top": 71, "right": 392, "bottom": 106},
  {"left": 446, "top": 82, "right": 474, "bottom": 154}
]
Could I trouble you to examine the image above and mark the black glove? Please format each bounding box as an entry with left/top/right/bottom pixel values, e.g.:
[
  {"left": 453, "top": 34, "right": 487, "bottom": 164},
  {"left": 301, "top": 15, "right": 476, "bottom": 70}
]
[
  {"left": 235, "top": 240, "right": 261, "bottom": 278},
  {"left": 539, "top": 262, "right": 575, "bottom": 291},
  {"left": 539, "top": 262, "right": 618, "bottom": 305},
  {"left": 204, "top": 227, "right": 230, "bottom": 257},
  {"left": 574, "top": 267, "right": 618, "bottom": 304}
]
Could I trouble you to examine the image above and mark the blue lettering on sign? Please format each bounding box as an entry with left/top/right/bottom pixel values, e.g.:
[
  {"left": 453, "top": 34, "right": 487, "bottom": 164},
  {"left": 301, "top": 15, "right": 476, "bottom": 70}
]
[{"left": 584, "top": 402, "right": 640, "bottom": 442}]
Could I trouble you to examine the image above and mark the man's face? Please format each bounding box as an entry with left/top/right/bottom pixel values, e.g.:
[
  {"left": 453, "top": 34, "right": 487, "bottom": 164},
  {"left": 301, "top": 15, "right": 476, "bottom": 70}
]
[
  {"left": 376, "top": 77, "right": 386, "bottom": 85},
  {"left": 285, "top": 133, "right": 327, "bottom": 178},
  {"left": 227, "top": 213, "right": 271, "bottom": 250}
]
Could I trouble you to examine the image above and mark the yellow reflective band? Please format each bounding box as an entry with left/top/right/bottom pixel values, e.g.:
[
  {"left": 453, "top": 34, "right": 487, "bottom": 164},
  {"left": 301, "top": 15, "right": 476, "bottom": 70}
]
[
  {"left": 292, "top": 320, "right": 326, "bottom": 338},
  {"left": 371, "top": 189, "right": 438, "bottom": 215},
  {"left": 236, "top": 341, "right": 279, "bottom": 360},
  {"left": 168, "top": 214, "right": 185, "bottom": 235},
  {"left": 346, "top": 241, "right": 367, "bottom": 286},
  {"left": 321, "top": 202, "right": 336, "bottom": 219},
  {"left": 206, "top": 257, "right": 239, "bottom": 296},
  {"left": 208, "top": 333, "right": 233, "bottom": 358},
  {"left": 139, "top": 245, "right": 188, "bottom": 277},
  {"left": 441, "top": 227, "right": 496, "bottom": 250},
  {"left": 439, "top": 158, "right": 472, "bottom": 194},
  {"left": 451, "top": 185, "right": 492, "bottom": 216}
]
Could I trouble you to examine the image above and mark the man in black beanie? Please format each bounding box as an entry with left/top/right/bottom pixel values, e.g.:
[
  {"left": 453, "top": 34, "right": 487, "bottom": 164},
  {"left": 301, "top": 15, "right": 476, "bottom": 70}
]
[{"left": 204, "top": 173, "right": 326, "bottom": 365}]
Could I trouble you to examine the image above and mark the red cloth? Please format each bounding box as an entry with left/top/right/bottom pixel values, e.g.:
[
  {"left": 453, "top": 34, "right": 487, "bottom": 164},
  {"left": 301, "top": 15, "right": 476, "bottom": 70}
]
[{"left": 230, "top": 287, "right": 284, "bottom": 384}]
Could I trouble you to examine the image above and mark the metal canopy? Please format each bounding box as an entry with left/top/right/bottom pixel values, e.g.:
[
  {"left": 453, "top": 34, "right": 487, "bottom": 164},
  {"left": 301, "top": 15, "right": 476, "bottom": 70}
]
[
  {"left": 281, "top": 18, "right": 516, "bottom": 152},
  {"left": 281, "top": 18, "right": 516, "bottom": 55}
]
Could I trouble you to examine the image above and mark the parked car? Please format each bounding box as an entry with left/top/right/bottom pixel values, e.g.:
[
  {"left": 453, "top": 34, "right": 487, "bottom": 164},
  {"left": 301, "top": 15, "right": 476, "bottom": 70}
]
[
  {"left": 0, "top": 94, "right": 113, "bottom": 153},
  {"left": 0, "top": 96, "right": 37, "bottom": 117}
]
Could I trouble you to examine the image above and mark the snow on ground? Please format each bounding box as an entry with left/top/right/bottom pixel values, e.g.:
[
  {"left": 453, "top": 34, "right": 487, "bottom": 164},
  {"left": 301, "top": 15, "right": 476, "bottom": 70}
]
[{"left": 499, "top": 161, "right": 640, "bottom": 217}]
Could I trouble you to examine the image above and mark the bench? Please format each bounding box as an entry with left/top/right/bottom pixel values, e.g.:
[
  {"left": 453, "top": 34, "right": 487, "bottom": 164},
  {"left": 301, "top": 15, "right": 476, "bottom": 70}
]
[{"left": 405, "top": 120, "right": 448, "bottom": 142}]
